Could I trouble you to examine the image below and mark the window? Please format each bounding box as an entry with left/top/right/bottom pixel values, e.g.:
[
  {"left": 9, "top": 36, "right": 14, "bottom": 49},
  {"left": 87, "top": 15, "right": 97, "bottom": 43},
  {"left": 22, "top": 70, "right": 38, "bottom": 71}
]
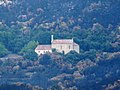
[
  {"left": 69, "top": 45, "right": 70, "bottom": 49},
  {"left": 44, "top": 51, "right": 45, "bottom": 53},
  {"left": 62, "top": 51, "right": 65, "bottom": 54},
  {"left": 61, "top": 46, "right": 62, "bottom": 49}
]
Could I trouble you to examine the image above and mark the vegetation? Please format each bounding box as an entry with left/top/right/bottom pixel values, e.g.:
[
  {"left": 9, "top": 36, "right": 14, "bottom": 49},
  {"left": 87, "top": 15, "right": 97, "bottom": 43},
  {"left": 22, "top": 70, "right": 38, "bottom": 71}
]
[
  {"left": 20, "top": 41, "right": 38, "bottom": 60},
  {"left": 0, "top": 42, "right": 8, "bottom": 57},
  {"left": 0, "top": 0, "right": 120, "bottom": 89},
  {"left": 0, "top": 83, "right": 42, "bottom": 90}
]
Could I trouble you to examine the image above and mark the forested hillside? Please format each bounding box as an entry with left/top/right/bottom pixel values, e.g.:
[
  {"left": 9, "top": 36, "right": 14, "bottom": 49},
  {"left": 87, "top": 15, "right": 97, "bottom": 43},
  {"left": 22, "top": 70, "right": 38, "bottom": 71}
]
[
  {"left": 0, "top": 0, "right": 120, "bottom": 28},
  {"left": 0, "top": 0, "right": 120, "bottom": 90}
]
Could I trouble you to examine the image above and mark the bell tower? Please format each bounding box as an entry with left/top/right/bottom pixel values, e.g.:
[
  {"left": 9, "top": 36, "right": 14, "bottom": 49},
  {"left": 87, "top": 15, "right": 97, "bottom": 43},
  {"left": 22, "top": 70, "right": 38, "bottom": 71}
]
[{"left": 51, "top": 35, "right": 54, "bottom": 43}]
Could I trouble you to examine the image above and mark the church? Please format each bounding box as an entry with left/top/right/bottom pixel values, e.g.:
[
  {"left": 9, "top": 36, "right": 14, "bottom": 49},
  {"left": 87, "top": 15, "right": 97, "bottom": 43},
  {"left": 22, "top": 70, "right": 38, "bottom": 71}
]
[{"left": 35, "top": 35, "right": 80, "bottom": 55}]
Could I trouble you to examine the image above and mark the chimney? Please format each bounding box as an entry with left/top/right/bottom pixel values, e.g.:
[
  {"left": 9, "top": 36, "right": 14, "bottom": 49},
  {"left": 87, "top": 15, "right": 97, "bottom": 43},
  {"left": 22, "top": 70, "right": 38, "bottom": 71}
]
[{"left": 51, "top": 35, "right": 54, "bottom": 43}]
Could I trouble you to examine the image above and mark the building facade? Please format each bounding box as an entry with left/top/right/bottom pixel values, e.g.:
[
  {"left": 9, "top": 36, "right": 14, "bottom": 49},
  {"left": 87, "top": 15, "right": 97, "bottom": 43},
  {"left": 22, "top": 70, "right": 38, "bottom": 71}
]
[{"left": 35, "top": 35, "right": 79, "bottom": 55}]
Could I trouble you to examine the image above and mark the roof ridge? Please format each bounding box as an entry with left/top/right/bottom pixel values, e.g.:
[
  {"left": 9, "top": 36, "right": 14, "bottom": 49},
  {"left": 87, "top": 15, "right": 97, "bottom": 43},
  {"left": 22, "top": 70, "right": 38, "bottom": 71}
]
[{"left": 54, "top": 39, "right": 73, "bottom": 40}]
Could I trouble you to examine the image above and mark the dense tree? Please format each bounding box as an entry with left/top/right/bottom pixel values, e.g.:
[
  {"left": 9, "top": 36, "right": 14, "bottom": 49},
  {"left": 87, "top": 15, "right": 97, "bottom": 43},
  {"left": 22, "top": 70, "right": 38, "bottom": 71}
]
[
  {"left": 0, "top": 42, "right": 8, "bottom": 57},
  {"left": 0, "top": 0, "right": 120, "bottom": 89},
  {"left": 20, "top": 41, "right": 38, "bottom": 60},
  {"left": 64, "top": 51, "right": 80, "bottom": 64},
  {"left": 39, "top": 54, "right": 52, "bottom": 65}
]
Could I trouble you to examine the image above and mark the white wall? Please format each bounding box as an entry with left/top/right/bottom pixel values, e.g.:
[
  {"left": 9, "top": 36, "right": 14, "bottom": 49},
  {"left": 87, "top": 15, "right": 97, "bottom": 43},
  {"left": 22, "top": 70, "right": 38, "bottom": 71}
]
[
  {"left": 35, "top": 50, "right": 52, "bottom": 55},
  {"left": 52, "top": 43, "right": 74, "bottom": 54},
  {"left": 74, "top": 45, "right": 80, "bottom": 53}
]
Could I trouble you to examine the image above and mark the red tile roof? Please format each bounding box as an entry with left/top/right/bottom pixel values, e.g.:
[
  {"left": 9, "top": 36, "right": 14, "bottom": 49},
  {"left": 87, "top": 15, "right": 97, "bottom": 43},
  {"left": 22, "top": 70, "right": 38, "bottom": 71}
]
[
  {"left": 52, "top": 39, "right": 73, "bottom": 44},
  {"left": 35, "top": 45, "right": 51, "bottom": 50}
]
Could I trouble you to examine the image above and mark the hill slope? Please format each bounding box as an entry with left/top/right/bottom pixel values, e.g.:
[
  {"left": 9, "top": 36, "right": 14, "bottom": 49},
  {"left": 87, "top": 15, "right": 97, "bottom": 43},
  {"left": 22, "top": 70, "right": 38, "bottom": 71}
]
[{"left": 0, "top": 0, "right": 120, "bottom": 29}]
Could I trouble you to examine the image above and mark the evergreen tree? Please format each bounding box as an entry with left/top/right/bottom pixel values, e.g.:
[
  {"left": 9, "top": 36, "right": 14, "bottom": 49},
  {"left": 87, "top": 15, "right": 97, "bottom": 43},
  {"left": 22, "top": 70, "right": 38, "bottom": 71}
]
[
  {"left": 20, "top": 41, "right": 38, "bottom": 60},
  {"left": 0, "top": 42, "right": 8, "bottom": 57}
]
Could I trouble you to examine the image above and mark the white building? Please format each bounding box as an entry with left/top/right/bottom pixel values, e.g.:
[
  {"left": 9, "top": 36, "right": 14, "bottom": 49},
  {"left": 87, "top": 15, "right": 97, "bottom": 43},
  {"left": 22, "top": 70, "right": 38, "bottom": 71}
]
[
  {"left": 35, "top": 35, "right": 80, "bottom": 55},
  {"left": 35, "top": 45, "right": 52, "bottom": 55}
]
